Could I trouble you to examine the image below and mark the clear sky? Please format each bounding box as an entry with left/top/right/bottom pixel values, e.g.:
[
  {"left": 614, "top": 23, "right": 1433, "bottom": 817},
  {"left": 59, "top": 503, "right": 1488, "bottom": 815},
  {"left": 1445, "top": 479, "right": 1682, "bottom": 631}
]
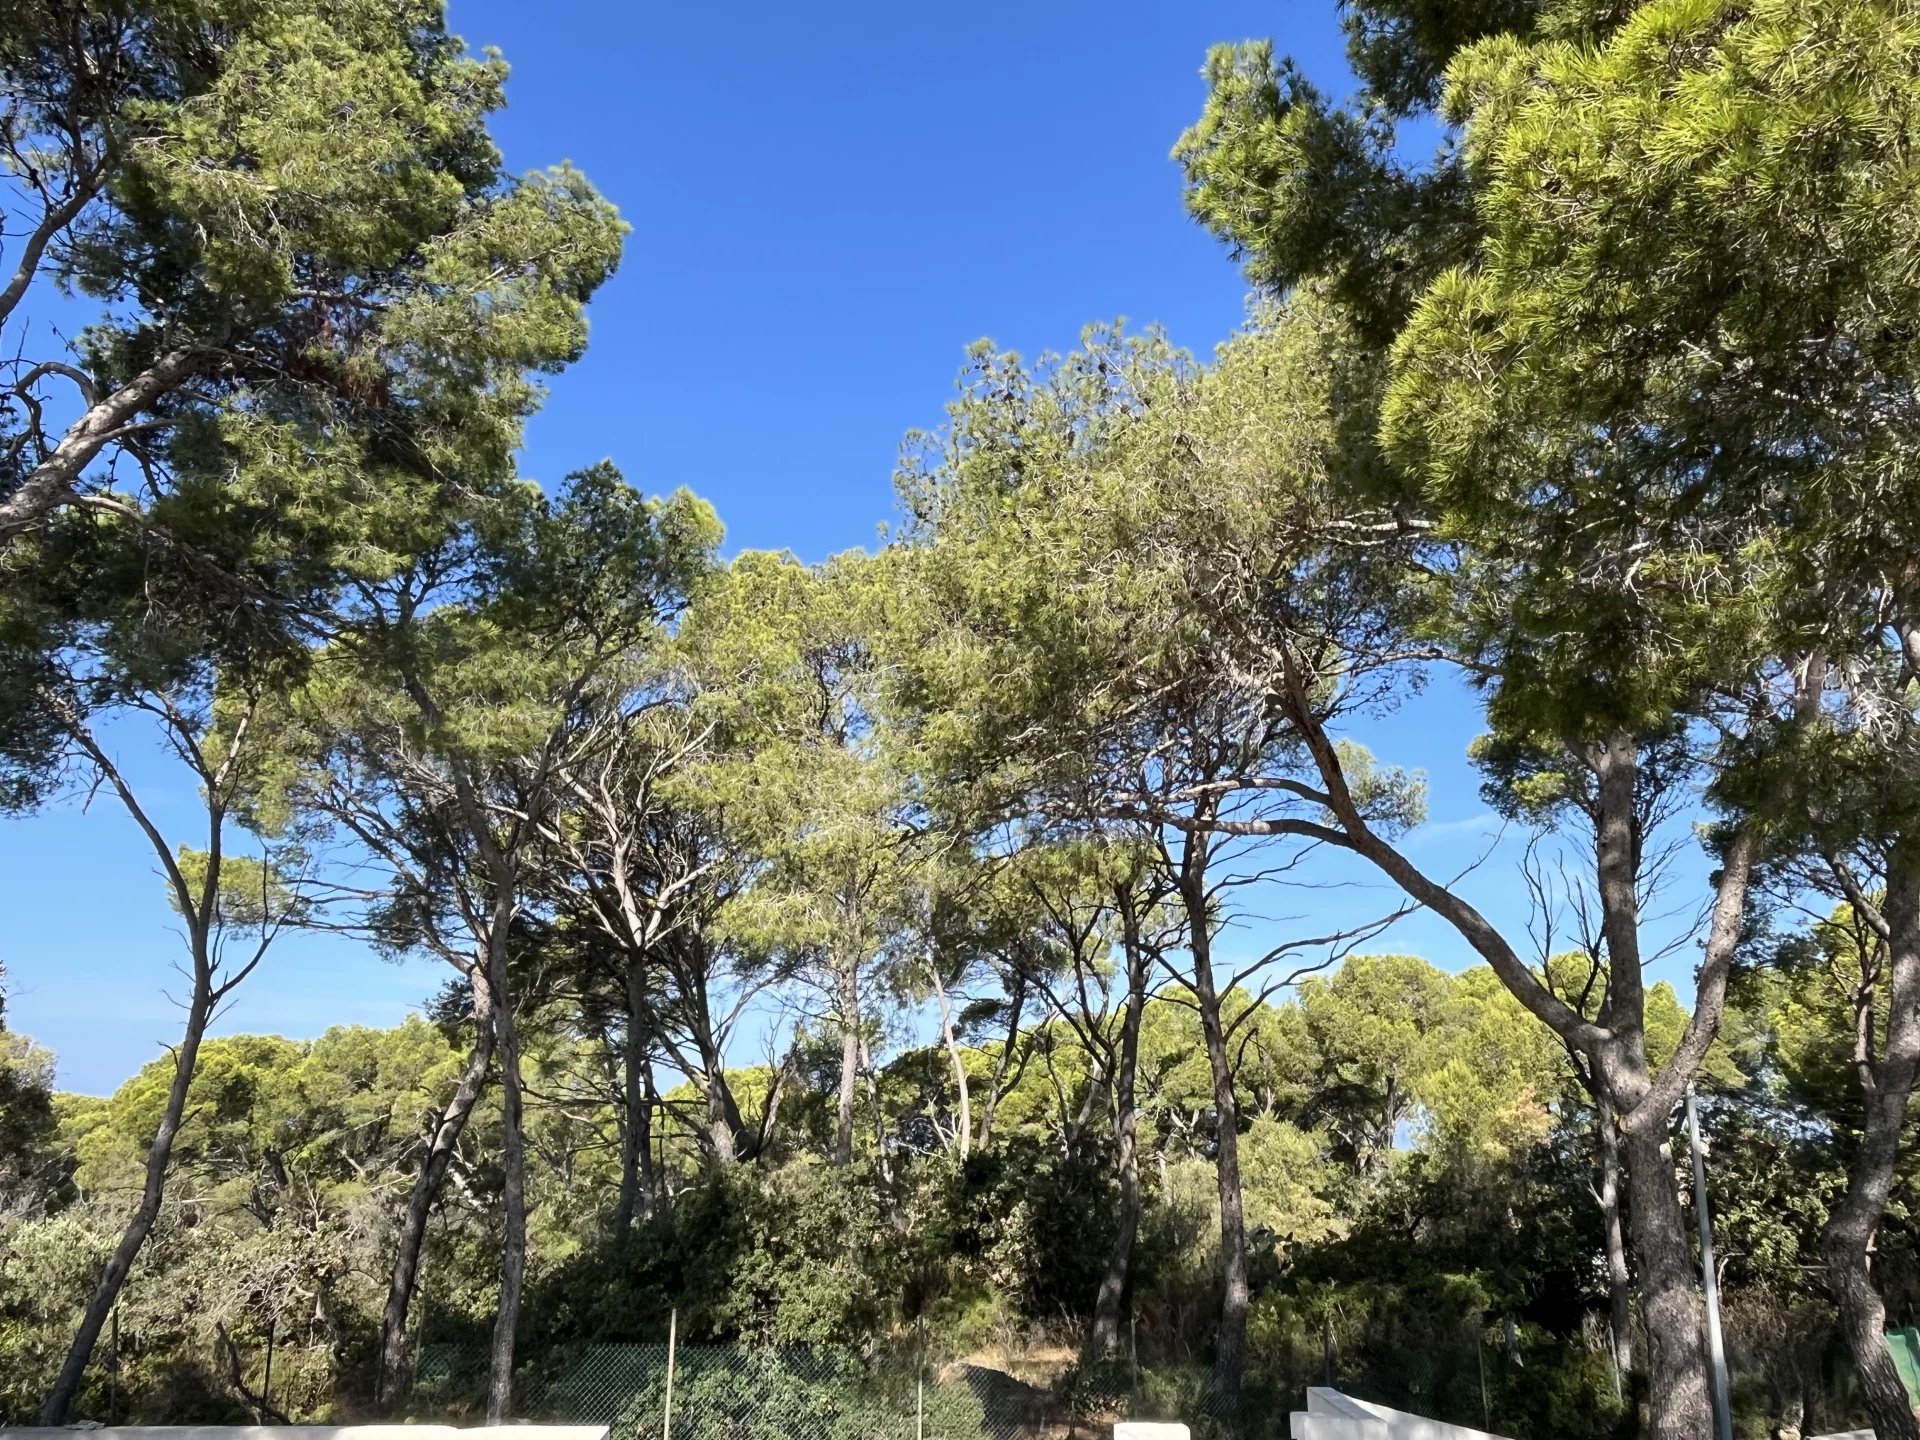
[{"left": 0, "top": 2, "right": 1713, "bottom": 1095}]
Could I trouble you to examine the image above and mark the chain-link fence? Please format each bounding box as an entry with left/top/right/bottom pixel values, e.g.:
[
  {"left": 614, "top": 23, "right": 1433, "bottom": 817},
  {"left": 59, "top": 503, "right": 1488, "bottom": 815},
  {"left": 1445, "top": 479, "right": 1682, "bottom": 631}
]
[{"left": 403, "top": 1338, "right": 1057, "bottom": 1440}]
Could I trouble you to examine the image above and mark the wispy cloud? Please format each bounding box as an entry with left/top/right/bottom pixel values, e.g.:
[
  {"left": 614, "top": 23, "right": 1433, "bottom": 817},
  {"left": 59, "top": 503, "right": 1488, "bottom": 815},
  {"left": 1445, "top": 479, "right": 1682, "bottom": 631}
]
[{"left": 1404, "top": 811, "right": 1506, "bottom": 852}]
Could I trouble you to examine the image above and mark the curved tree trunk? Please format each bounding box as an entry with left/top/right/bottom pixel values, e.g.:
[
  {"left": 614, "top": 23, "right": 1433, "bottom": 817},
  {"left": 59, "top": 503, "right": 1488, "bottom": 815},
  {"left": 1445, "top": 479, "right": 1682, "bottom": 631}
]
[
  {"left": 930, "top": 960, "right": 971, "bottom": 1158},
  {"left": 375, "top": 970, "right": 497, "bottom": 1406},
  {"left": 39, "top": 961, "right": 216, "bottom": 1423},
  {"left": 1823, "top": 845, "right": 1920, "bottom": 1440}
]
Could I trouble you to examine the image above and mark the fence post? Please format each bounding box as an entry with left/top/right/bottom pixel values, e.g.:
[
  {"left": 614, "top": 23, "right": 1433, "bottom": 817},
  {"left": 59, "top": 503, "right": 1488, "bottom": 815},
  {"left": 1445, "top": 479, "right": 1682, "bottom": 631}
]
[
  {"left": 662, "top": 1308, "right": 678, "bottom": 1440},
  {"left": 916, "top": 1314, "right": 926, "bottom": 1440}
]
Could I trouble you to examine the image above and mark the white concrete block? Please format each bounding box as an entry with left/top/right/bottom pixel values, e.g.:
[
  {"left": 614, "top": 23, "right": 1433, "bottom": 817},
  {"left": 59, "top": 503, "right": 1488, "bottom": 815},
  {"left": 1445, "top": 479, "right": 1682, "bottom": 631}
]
[{"left": 1114, "top": 1424, "right": 1192, "bottom": 1440}]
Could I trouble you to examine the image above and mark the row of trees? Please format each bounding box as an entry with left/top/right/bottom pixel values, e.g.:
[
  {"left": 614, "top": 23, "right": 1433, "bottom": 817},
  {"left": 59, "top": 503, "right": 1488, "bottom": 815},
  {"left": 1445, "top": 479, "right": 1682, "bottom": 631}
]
[{"left": 3, "top": 0, "right": 1920, "bottom": 1437}]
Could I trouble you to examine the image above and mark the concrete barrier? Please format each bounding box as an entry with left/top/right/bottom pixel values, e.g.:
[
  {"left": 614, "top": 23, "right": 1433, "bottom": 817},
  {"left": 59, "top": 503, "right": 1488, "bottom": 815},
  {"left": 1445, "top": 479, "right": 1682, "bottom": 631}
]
[
  {"left": 0, "top": 1429, "right": 607, "bottom": 1440},
  {"left": 1289, "top": 1387, "right": 1520, "bottom": 1440}
]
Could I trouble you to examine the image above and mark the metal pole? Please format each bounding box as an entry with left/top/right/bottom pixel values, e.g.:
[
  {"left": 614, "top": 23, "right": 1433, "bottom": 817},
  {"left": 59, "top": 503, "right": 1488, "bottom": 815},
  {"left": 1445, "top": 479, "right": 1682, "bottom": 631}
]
[
  {"left": 662, "top": 1308, "right": 678, "bottom": 1440},
  {"left": 1686, "top": 1087, "right": 1734, "bottom": 1440},
  {"left": 110, "top": 1306, "right": 120, "bottom": 1425}
]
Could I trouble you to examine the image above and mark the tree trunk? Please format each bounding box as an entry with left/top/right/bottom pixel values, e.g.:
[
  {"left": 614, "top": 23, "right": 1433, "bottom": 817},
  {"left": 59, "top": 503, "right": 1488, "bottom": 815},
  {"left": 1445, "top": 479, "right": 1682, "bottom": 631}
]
[
  {"left": 486, "top": 920, "right": 528, "bottom": 1425},
  {"left": 1179, "top": 856, "right": 1247, "bottom": 1412},
  {"left": 1823, "top": 844, "right": 1920, "bottom": 1440},
  {"left": 0, "top": 348, "right": 203, "bottom": 545},
  {"left": 39, "top": 960, "right": 216, "bottom": 1423},
  {"left": 376, "top": 969, "right": 497, "bottom": 1406},
  {"left": 976, "top": 971, "right": 1025, "bottom": 1151},
  {"left": 930, "top": 960, "right": 972, "bottom": 1159},
  {"left": 833, "top": 960, "right": 860, "bottom": 1167},
  {"left": 1618, "top": 1114, "right": 1714, "bottom": 1440},
  {"left": 1090, "top": 895, "right": 1149, "bottom": 1359},
  {"left": 612, "top": 955, "right": 650, "bottom": 1237},
  {"left": 1595, "top": 1092, "right": 1634, "bottom": 1387}
]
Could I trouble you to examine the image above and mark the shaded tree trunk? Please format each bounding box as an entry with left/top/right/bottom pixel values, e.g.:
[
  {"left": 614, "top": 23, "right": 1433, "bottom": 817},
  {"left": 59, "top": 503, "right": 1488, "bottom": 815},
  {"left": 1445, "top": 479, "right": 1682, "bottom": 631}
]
[
  {"left": 1823, "top": 844, "right": 1920, "bottom": 1440},
  {"left": 611, "top": 956, "right": 652, "bottom": 1237},
  {"left": 1090, "top": 889, "right": 1150, "bottom": 1358},
  {"left": 376, "top": 968, "right": 497, "bottom": 1405},
  {"left": 486, "top": 910, "right": 528, "bottom": 1425},
  {"left": 39, "top": 957, "right": 216, "bottom": 1423}
]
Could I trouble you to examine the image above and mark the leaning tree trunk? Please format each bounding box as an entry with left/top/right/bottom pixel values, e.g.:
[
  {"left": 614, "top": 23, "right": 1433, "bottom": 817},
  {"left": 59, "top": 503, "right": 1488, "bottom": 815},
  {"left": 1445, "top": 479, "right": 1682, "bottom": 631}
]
[
  {"left": 39, "top": 955, "right": 216, "bottom": 1423},
  {"left": 1824, "top": 846, "right": 1920, "bottom": 1440},
  {"left": 975, "top": 971, "right": 1025, "bottom": 1151},
  {"left": 1090, "top": 898, "right": 1149, "bottom": 1359},
  {"left": 376, "top": 968, "right": 497, "bottom": 1406},
  {"left": 1594, "top": 1091, "right": 1633, "bottom": 1387},
  {"left": 1180, "top": 863, "right": 1248, "bottom": 1413},
  {"left": 486, "top": 918, "right": 530, "bottom": 1425},
  {"left": 1618, "top": 1110, "right": 1714, "bottom": 1440}
]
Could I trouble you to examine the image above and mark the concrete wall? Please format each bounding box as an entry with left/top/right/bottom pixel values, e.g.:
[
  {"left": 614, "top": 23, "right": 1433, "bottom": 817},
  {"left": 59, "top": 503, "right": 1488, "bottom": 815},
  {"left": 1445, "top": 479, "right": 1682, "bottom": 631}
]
[
  {"left": 1289, "top": 1387, "right": 1520, "bottom": 1440},
  {"left": 0, "top": 1429, "right": 607, "bottom": 1440}
]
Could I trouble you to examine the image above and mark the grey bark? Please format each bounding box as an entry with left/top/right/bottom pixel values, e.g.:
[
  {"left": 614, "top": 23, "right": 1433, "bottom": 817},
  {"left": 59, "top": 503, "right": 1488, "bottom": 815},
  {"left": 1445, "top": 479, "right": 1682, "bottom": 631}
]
[
  {"left": 1177, "top": 833, "right": 1248, "bottom": 1412},
  {"left": 39, "top": 963, "right": 215, "bottom": 1423},
  {"left": 975, "top": 971, "right": 1025, "bottom": 1151},
  {"left": 930, "top": 960, "right": 972, "bottom": 1158},
  {"left": 0, "top": 348, "right": 202, "bottom": 543},
  {"left": 485, "top": 899, "right": 528, "bottom": 1425},
  {"left": 611, "top": 953, "right": 653, "bottom": 1237},
  {"left": 1822, "top": 844, "right": 1920, "bottom": 1440},
  {"left": 833, "top": 959, "right": 860, "bottom": 1167},
  {"left": 1090, "top": 886, "right": 1150, "bottom": 1359},
  {"left": 1595, "top": 1091, "right": 1633, "bottom": 1385},
  {"left": 376, "top": 968, "right": 497, "bottom": 1405}
]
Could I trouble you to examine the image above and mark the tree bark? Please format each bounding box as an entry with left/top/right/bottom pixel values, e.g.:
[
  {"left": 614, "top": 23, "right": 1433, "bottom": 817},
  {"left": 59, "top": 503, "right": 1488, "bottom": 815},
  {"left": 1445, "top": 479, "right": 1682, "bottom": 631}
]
[
  {"left": 1595, "top": 1091, "right": 1634, "bottom": 1386},
  {"left": 1591, "top": 737, "right": 1713, "bottom": 1440},
  {"left": 1617, "top": 1110, "right": 1713, "bottom": 1440},
  {"left": 486, "top": 910, "right": 528, "bottom": 1425},
  {"left": 1090, "top": 889, "right": 1150, "bottom": 1359},
  {"left": 930, "top": 960, "right": 972, "bottom": 1159},
  {"left": 976, "top": 971, "right": 1025, "bottom": 1151},
  {"left": 1178, "top": 843, "right": 1248, "bottom": 1412},
  {"left": 0, "top": 348, "right": 202, "bottom": 544},
  {"left": 376, "top": 969, "right": 497, "bottom": 1406},
  {"left": 833, "top": 959, "right": 860, "bottom": 1167},
  {"left": 39, "top": 960, "right": 216, "bottom": 1423},
  {"left": 1823, "top": 843, "right": 1920, "bottom": 1440},
  {"left": 613, "top": 956, "right": 651, "bottom": 1237}
]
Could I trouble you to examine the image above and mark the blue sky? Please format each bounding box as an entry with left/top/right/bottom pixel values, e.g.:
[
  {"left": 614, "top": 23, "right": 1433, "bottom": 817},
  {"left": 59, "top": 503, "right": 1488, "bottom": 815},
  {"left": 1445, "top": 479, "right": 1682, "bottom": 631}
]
[{"left": 0, "top": 2, "right": 1713, "bottom": 1095}]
